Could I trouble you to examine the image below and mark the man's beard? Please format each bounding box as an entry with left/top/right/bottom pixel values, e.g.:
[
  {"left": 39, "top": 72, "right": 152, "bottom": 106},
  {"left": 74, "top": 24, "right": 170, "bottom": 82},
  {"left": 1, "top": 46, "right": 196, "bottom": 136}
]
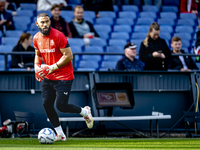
[{"left": 39, "top": 26, "right": 51, "bottom": 35}]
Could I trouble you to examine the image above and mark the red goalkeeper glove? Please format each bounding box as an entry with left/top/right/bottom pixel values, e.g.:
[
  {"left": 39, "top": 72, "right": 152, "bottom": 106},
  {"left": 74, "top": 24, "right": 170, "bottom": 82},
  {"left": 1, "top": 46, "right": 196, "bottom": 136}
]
[
  {"left": 38, "top": 63, "right": 59, "bottom": 78},
  {"left": 35, "top": 63, "right": 44, "bottom": 82}
]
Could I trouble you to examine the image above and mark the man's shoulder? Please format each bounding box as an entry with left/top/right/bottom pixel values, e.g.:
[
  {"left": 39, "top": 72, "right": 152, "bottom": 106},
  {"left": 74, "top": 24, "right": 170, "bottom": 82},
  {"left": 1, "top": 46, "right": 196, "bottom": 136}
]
[
  {"left": 51, "top": 27, "right": 65, "bottom": 36},
  {"left": 33, "top": 32, "right": 40, "bottom": 40}
]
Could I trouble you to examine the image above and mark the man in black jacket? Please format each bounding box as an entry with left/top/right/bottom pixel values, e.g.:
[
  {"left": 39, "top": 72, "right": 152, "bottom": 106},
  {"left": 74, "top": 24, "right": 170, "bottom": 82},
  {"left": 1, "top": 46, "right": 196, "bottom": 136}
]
[
  {"left": 68, "top": 5, "right": 99, "bottom": 39},
  {"left": 171, "top": 36, "right": 198, "bottom": 71}
]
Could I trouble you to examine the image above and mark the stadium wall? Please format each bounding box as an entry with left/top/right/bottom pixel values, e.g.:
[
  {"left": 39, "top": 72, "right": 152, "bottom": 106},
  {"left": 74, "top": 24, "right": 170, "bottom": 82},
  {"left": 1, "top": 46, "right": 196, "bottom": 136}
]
[{"left": 0, "top": 71, "right": 198, "bottom": 133}]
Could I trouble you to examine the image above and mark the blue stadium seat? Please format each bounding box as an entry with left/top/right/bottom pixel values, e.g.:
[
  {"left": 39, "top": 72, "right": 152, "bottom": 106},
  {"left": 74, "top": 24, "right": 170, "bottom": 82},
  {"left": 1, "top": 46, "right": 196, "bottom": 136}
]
[
  {"left": 181, "top": 40, "right": 191, "bottom": 48},
  {"left": 161, "top": 6, "right": 179, "bottom": 13},
  {"left": 13, "top": 16, "right": 31, "bottom": 31},
  {"left": 70, "top": 46, "right": 83, "bottom": 53},
  {"left": 97, "top": 32, "right": 110, "bottom": 40},
  {"left": 109, "top": 39, "right": 127, "bottom": 46},
  {"left": 115, "top": 18, "right": 134, "bottom": 26},
  {"left": 103, "top": 55, "right": 123, "bottom": 61},
  {"left": 142, "top": 5, "right": 159, "bottom": 13},
  {"left": 181, "top": 47, "right": 189, "bottom": 53},
  {"left": 118, "top": 11, "right": 137, "bottom": 19},
  {"left": 0, "top": 61, "right": 4, "bottom": 71},
  {"left": 84, "top": 11, "right": 96, "bottom": 19},
  {"left": 131, "top": 33, "right": 147, "bottom": 39},
  {"left": 160, "top": 25, "right": 173, "bottom": 34},
  {"left": 101, "top": 61, "right": 117, "bottom": 69},
  {"left": 177, "top": 19, "right": 196, "bottom": 27},
  {"left": 121, "top": 5, "right": 139, "bottom": 12},
  {"left": 27, "top": 30, "right": 38, "bottom": 36},
  {"left": 134, "top": 25, "right": 149, "bottom": 33},
  {"left": 99, "top": 11, "right": 116, "bottom": 19},
  {"left": 111, "top": 32, "right": 130, "bottom": 40},
  {"left": 136, "top": 18, "right": 155, "bottom": 25},
  {"left": 139, "top": 12, "right": 157, "bottom": 19},
  {"left": 180, "top": 13, "right": 197, "bottom": 20},
  {"left": 84, "top": 46, "right": 104, "bottom": 53},
  {"left": 163, "top": 0, "right": 180, "bottom": 6},
  {"left": 95, "top": 18, "right": 114, "bottom": 25},
  {"left": 78, "top": 60, "right": 99, "bottom": 70},
  {"left": 68, "top": 0, "right": 81, "bottom": 4},
  {"left": 63, "top": 16, "right": 73, "bottom": 23},
  {"left": 60, "top": 11, "right": 74, "bottom": 18},
  {"left": 30, "top": 23, "right": 38, "bottom": 31},
  {"left": 159, "top": 32, "right": 171, "bottom": 41},
  {"left": 81, "top": 55, "right": 102, "bottom": 62},
  {"left": 106, "top": 46, "right": 124, "bottom": 53},
  {"left": 37, "top": 10, "right": 52, "bottom": 17},
  {"left": 0, "top": 30, "right": 2, "bottom": 37},
  {"left": 20, "top": 3, "right": 37, "bottom": 11},
  {"left": 160, "top": 12, "right": 177, "bottom": 20},
  {"left": 89, "top": 38, "right": 107, "bottom": 47},
  {"left": 113, "top": 5, "right": 119, "bottom": 12},
  {"left": 94, "top": 25, "right": 112, "bottom": 33},
  {"left": 130, "top": 39, "right": 143, "bottom": 53},
  {"left": 157, "top": 18, "right": 175, "bottom": 26},
  {"left": 6, "top": 30, "right": 23, "bottom": 38},
  {"left": 84, "top": 17, "right": 94, "bottom": 24},
  {"left": 0, "top": 45, "right": 13, "bottom": 52},
  {"left": 175, "top": 26, "right": 194, "bottom": 34},
  {"left": 16, "top": 10, "right": 34, "bottom": 18},
  {"left": 113, "top": 25, "right": 132, "bottom": 33},
  {"left": 173, "top": 33, "right": 192, "bottom": 41},
  {"left": 68, "top": 38, "right": 85, "bottom": 47},
  {"left": 1, "top": 37, "right": 18, "bottom": 46}
]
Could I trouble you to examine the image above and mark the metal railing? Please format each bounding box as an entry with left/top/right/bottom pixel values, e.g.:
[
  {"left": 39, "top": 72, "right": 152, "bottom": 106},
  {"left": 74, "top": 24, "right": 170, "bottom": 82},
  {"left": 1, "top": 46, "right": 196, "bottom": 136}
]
[{"left": 0, "top": 52, "right": 200, "bottom": 71}]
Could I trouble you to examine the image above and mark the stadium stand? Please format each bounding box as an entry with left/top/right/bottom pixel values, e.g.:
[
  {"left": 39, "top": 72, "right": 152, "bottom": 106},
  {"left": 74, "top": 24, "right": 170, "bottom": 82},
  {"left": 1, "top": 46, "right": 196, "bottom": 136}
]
[{"left": 0, "top": 2, "right": 199, "bottom": 71}]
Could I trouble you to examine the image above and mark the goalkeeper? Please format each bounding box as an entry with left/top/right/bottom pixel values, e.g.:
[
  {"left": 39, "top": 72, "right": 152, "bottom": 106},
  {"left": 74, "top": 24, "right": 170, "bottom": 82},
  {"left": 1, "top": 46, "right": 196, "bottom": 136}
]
[{"left": 33, "top": 13, "right": 94, "bottom": 141}]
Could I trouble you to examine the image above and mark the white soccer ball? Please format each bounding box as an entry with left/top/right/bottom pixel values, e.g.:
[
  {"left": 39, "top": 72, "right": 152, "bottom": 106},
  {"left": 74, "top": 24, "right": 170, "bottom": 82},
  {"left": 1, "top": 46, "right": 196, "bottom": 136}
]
[{"left": 38, "top": 128, "right": 55, "bottom": 144}]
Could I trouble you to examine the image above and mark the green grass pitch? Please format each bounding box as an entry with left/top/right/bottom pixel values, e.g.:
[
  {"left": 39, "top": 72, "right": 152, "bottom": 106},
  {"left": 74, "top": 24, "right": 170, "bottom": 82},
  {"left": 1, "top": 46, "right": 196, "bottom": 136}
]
[{"left": 0, "top": 138, "right": 200, "bottom": 150}]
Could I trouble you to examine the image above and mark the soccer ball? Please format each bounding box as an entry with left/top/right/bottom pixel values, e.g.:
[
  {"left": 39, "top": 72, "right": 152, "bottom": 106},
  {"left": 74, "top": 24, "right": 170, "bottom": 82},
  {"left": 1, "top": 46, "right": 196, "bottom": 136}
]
[{"left": 38, "top": 128, "right": 55, "bottom": 144}]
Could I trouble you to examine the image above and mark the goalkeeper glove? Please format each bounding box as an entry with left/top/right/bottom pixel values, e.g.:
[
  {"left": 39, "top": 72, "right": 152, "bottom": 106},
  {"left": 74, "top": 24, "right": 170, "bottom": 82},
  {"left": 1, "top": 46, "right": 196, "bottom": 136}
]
[
  {"left": 38, "top": 63, "right": 59, "bottom": 78},
  {"left": 34, "top": 63, "right": 43, "bottom": 82}
]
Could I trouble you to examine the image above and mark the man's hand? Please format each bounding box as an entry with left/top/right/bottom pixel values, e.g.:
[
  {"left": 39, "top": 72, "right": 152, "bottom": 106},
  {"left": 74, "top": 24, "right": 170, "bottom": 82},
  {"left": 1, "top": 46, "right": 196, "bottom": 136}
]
[
  {"left": 34, "top": 63, "right": 43, "bottom": 82},
  {"left": 38, "top": 64, "right": 59, "bottom": 78}
]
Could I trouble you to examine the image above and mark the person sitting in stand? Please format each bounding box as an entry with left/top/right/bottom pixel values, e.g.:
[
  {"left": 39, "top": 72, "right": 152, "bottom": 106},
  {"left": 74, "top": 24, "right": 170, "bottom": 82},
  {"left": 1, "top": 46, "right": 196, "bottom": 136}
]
[
  {"left": 170, "top": 36, "right": 198, "bottom": 71},
  {"left": 115, "top": 42, "right": 144, "bottom": 71},
  {"left": 0, "top": 0, "right": 15, "bottom": 36},
  {"left": 11, "top": 33, "right": 35, "bottom": 71},
  {"left": 69, "top": 5, "right": 99, "bottom": 38},
  {"left": 50, "top": 4, "right": 72, "bottom": 38}
]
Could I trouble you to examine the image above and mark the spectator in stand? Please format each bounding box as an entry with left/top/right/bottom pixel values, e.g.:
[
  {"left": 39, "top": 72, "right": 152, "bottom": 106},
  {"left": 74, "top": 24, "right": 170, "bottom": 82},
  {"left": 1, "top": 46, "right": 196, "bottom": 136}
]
[
  {"left": 139, "top": 22, "right": 172, "bottom": 70},
  {"left": 115, "top": 42, "right": 144, "bottom": 71},
  {"left": 37, "top": 0, "right": 70, "bottom": 11},
  {"left": 143, "top": 0, "right": 163, "bottom": 10},
  {"left": 5, "top": 0, "right": 17, "bottom": 16},
  {"left": 11, "top": 33, "right": 35, "bottom": 71},
  {"left": 50, "top": 4, "right": 72, "bottom": 38},
  {"left": 83, "top": 0, "right": 113, "bottom": 18},
  {"left": 170, "top": 36, "right": 198, "bottom": 71},
  {"left": 0, "top": 0, "right": 14, "bottom": 36},
  {"left": 180, "top": 0, "right": 198, "bottom": 15},
  {"left": 69, "top": 5, "right": 99, "bottom": 38}
]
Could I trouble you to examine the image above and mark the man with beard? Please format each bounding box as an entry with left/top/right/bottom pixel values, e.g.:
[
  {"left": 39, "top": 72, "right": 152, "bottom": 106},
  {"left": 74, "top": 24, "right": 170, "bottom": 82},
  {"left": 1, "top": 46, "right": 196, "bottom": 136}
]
[{"left": 33, "top": 13, "right": 94, "bottom": 141}]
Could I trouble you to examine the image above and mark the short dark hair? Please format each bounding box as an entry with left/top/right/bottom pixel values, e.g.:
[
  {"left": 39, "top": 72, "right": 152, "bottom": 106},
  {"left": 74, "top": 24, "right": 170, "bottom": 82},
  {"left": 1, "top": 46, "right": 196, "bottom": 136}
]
[
  {"left": 37, "top": 13, "right": 49, "bottom": 19},
  {"left": 51, "top": 4, "right": 62, "bottom": 11},
  {"left": 172, "top": 36, "right": 181, "bottom": 42}
]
